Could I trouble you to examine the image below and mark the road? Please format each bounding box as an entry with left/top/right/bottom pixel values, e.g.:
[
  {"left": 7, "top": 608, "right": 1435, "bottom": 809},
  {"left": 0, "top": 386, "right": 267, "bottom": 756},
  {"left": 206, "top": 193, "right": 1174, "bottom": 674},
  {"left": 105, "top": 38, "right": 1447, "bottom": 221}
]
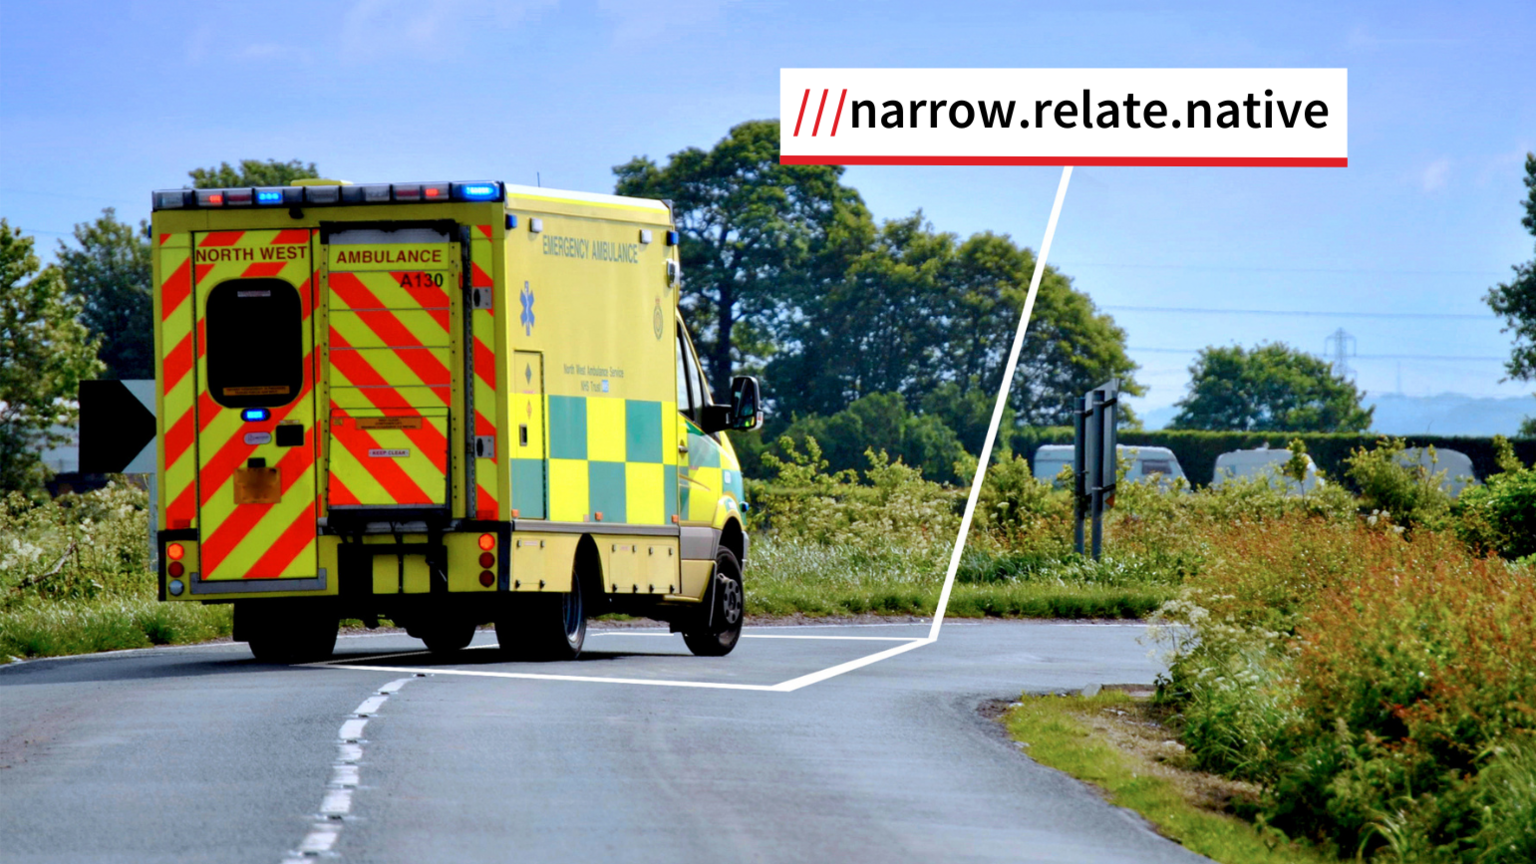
[{"left": 1, "top": 620, "right": 1210, "bottom": 864}]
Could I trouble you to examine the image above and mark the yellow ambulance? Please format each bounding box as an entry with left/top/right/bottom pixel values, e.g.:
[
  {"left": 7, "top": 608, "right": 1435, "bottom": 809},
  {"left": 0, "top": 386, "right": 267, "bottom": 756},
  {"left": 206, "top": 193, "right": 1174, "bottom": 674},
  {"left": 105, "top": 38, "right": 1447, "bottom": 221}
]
[{"left": 149, "top": 180, "right": 761, "bottom": 662}]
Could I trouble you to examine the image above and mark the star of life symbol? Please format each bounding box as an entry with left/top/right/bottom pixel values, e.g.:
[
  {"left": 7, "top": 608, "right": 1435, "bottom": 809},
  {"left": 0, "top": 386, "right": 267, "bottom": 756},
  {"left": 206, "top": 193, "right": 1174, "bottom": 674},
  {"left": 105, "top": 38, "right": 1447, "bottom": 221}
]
[{"left": 519, "top": 281, "right": 535, "bottom": 336}]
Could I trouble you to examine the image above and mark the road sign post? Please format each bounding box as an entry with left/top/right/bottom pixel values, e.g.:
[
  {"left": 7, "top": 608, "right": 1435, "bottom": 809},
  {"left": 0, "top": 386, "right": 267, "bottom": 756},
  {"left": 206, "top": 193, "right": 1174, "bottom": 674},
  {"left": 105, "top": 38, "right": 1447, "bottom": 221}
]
[{"left": 1073, "top": 380, "right": 1119, "bottom": 561}]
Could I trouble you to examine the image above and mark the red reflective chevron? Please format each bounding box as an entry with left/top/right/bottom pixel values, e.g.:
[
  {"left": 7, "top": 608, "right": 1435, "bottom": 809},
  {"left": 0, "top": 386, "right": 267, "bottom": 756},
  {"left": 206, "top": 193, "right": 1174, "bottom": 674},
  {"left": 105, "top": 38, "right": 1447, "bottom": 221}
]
[
  {"left": 241, "top": 261, "right": 287, "bottom": 278},
  {"left": 198, "top": 231, "right": 245, "bottom": 247},
  {"left": 163, "top": 333, "right": 193, "bottom": 391},
  {"left": 241, "top": 504, "right": 317, "bottom": 579},
  {"left": 160, "top": 257, "right": 192, "bottom": 320},
  {"left": 164, "top": 407, "right": 196, "bottom": 466},
  {"left": 474, "top": 337, "right": 496, "bottom": 389}
]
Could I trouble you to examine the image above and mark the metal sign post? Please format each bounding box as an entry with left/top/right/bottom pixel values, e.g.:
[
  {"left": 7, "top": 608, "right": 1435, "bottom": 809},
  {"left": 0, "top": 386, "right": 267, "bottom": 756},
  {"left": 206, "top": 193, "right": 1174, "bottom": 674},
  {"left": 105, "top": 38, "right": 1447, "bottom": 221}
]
[{"left": 1072, "top": 379, "right": 1119, "bottom": 561}]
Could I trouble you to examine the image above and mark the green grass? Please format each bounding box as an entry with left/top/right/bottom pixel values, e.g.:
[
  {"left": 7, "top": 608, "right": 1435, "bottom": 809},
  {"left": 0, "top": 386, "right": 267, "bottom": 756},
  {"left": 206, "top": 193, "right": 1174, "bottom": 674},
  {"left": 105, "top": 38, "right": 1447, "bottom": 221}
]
[
  {"left": 745, "top": 537, "right": 1172, "bottom": 619},
  {"left": 1003, "top": 691, "right": 1331, "bottom": 864},
  {"left": 0, "top": 598, "right": 232, "bottom": 660}
]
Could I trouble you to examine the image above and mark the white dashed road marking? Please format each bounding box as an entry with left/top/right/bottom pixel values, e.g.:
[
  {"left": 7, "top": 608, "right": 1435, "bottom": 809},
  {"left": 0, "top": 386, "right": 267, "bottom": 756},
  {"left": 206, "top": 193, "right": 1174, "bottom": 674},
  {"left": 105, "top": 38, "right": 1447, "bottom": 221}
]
[{"left": 282, "top": 674, "right": 426, "bottom": 862}]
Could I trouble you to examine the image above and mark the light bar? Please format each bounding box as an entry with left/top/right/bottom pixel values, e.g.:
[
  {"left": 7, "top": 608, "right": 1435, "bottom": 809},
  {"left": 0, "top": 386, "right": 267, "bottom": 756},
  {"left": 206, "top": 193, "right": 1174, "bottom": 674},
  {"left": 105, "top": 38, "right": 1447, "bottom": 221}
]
[{"left": 151, "top": 180, "right": 506, "bottom": 210}]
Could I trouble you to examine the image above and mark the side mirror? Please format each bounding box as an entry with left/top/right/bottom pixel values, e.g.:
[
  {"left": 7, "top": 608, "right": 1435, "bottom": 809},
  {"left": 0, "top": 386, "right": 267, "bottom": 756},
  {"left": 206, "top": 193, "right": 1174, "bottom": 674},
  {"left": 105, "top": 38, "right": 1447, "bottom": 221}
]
[
  {"left": 727, "top": 376, "right": 763, "bottom": 430},
  {"left": 698, "top": 376, "right": 764, "bottom": 434}
]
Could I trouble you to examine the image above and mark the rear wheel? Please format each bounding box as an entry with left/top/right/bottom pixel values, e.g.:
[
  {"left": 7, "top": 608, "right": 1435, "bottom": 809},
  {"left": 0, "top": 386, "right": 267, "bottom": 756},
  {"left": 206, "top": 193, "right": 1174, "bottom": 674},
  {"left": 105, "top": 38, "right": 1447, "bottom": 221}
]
[
  {"left": 496, "top": 564, "right": 586, "bottom": 661},
  {"left": 418, "top": 617, "right": 477, "bottom": 654},
  {"left": 242, "top": 601, "right": 338, "bottom": 664},
  {"left": 683, "top": 548, "right": 744, "bottom": 657}
]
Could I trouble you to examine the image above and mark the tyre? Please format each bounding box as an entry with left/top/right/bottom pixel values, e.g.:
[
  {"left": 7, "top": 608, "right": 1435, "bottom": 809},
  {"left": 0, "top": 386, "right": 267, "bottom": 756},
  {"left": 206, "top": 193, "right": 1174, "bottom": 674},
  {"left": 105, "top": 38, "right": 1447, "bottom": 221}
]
[
  {"left": 496, "top": 563, "right": 586, "bottom": 661},
  {"left": 244, "top": 602, "right": 338, "bottom": 664},
  {"left": 683, "top": 548, "right": 744, "bottom": 657},
  {"left": 418, "top": 617, "right": 477, "bottom": 654}
]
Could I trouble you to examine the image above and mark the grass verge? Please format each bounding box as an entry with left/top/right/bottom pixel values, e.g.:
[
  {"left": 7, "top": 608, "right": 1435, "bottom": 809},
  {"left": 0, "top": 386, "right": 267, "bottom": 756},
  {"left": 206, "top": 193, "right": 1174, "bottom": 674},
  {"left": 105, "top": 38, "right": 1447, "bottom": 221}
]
[
  {"left": 0, "top": 598, "right": 233, "bottom": 661},
  {"left": 749, "top": 582, "right": 1170, "bottom": 619},
  {"left": 1001, "top": 689, "right": 1331, "bottom": 864}
]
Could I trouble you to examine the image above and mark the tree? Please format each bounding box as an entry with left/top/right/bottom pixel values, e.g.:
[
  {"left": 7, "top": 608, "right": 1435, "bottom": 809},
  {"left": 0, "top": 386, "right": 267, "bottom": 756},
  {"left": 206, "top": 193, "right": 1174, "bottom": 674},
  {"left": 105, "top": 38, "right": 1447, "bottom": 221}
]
[
  {"left": 0, "top": 222, "right": 102, "bottom": 492},
  {"left": 1484, "top": 152, "right": 1536, "bottom": 432},
  {"left": 1169, "top": 342, "right": 1373, "bottom": 432},
  {"left": 188, "top": 159, "right": 320, "bottom": 188},
  {"left": 769, "top": 215, "right": 1141, "bottom": 428},
  {"left": 768, "top": 213, "right": 953, "bottom": 415},
  {"left": 775, "top": 392, "right": 969, "bottom": 484},
  {"left": 56, "top": 208, "right": 153, "bottom": 380},
  {"left": 613, "top": 120, "right": 871, "bottom": 395},
  {"left": 1001, "top": 248, "right": 1142, "bottom": 427}
]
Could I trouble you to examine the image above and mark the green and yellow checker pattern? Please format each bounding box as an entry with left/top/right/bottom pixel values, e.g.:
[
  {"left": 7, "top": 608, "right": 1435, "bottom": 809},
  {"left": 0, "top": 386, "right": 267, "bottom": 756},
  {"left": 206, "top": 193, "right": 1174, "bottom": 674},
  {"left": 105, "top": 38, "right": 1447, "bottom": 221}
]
[{"left": 544, "top": 395, "right": 677, "bottom": 525}]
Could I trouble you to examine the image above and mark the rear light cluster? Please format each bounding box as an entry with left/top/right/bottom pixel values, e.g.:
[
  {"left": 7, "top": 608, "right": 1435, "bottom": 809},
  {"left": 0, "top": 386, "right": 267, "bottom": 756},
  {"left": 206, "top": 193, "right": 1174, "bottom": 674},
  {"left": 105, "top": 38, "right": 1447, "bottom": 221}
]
[
  {"left": 152, "top": 181, "right": 503, "bottom": 211},
  {"left": 478, "top": 533, "right": 496, "bottom": 587},
  {"left": 166, "top": 542, "right": 188, "bottom": 596}
]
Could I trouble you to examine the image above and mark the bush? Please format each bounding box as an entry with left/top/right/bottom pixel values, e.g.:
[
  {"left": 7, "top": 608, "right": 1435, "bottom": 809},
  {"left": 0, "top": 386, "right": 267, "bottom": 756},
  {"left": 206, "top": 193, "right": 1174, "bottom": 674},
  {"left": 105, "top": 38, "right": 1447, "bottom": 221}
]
[
  {"left": 746, "top": 435, "right": 961, "bottom": 548},
  {"left": 1344, "top": 437, "right": 1453, "bottom": 531},
  {"left": 1154, "top": 518, "right": 1536, "bottom": 860},
  {"left": 1454, "top": 466, "right": 1536, "bottom": 559}
]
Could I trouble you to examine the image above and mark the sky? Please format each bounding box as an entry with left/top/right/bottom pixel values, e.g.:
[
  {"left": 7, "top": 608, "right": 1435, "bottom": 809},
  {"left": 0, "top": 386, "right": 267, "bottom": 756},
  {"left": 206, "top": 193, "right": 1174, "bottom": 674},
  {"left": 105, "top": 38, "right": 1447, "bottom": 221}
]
[{"left": 2, "top": 0, "right": 1533, "bottom": 424}]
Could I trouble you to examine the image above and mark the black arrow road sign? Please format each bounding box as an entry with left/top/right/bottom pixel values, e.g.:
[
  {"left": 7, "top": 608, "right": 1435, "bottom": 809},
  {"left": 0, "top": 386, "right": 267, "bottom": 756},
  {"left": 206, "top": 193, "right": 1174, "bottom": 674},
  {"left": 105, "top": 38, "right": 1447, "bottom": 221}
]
[{"left": 79, "top": 380, "right": 157, "bottom": 474}]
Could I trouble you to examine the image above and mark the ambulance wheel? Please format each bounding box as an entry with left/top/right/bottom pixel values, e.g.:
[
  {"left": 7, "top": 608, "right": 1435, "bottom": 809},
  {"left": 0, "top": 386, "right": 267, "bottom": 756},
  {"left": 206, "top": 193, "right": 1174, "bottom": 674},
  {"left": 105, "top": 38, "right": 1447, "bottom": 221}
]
[
  {"left": 244, "top": 603, "right": 338, "bottom": 664},
  {"left": 683, "top": 549, "right": 744, "bottom": 657},
  {"left": 497, "top": 573, "right": 586, "bottom": 661},
  {"left": 419, "top": 617, "right": 476, "bottom": 654}
]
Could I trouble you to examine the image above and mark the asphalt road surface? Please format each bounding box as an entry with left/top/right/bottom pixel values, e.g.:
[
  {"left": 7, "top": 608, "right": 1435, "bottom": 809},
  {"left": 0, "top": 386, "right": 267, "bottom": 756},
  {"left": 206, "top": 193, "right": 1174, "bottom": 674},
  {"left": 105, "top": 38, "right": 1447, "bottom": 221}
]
[{"left": 1, "top": 620, "right": 1211, "bottom": 864}]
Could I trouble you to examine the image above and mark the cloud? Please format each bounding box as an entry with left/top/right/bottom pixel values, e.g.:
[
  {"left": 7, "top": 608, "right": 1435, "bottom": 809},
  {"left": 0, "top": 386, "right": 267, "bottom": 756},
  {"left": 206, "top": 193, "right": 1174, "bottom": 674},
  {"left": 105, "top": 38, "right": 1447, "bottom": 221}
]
[
  {"left": 1421, "top": 157, "right": 1451, "bottom": 192},
  {"left": 597, "top": 0, "right": 735, "bottom": 46},
  {"left": 339, "top": 0, "right": 559, "bottom": 63}
]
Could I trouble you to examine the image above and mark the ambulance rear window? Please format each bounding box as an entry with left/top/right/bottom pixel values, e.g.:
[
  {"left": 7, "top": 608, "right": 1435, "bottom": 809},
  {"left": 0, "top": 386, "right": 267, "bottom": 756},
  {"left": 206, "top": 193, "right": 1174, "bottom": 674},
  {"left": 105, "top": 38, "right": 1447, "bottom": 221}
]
[{"left": 205, "top": 279, "right": 304, "bottom": 408}]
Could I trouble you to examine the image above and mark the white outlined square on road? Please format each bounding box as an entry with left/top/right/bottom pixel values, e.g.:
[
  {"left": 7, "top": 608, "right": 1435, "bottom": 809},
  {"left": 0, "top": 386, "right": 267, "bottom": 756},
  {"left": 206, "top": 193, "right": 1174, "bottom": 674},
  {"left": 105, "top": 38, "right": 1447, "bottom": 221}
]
[{"left": 308, "top": 629, "right": 934, "bottom": 693}]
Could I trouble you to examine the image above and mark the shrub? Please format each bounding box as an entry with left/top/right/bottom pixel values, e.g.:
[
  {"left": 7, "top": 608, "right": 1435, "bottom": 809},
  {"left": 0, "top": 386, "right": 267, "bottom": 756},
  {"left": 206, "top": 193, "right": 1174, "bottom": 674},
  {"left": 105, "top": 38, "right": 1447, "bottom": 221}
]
[
  {"left": 1344, "top": 437, "right": 1453, "bottom": 531},
  {"left": 1155, "top": 518, "right": 1536, "bottom": 860},
  {"left": 1454, "top": 466, "right": 1536, "bottom": 559},
  {"left": 747, "top": 435, "right": 960, "bottom": 548}
]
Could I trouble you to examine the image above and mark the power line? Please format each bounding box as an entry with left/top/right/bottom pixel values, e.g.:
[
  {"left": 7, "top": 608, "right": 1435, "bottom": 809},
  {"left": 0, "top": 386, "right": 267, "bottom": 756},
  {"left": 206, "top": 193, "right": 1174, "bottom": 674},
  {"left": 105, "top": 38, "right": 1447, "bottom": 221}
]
[
  {"left": 1059, "top": 261, "right": 1508, "bottom": 277},
  {"left": 1105, "top": 304, "right": 1494, "bottom": 320},
  {"left": 1129, "top": 346, "right": 1506, "bottom": 361}
]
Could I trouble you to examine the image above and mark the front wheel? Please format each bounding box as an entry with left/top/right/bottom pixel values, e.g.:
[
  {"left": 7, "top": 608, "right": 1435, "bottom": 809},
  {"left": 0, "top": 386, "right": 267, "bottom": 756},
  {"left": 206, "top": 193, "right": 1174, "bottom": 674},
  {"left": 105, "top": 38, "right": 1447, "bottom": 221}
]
[{"left": 683, "top": 548, "right": 744, "bottom": 657}]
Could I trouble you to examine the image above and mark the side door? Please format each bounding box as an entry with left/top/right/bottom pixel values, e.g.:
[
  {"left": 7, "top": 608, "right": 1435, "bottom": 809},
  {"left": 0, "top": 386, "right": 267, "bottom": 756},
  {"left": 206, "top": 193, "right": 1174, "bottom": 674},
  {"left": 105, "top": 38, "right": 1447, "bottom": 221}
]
[
  {"left": 191, "top": 229, "right": 321, "bottom": 582},
  {"left": 675, "top": 323, "right": 722, "bottom": 559}
]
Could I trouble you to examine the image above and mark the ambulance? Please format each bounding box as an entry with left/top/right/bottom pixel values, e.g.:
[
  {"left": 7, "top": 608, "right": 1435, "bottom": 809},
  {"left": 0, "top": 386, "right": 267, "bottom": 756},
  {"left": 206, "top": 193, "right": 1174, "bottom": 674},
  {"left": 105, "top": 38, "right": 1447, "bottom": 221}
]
[{"left": 148, "top": 180, "right": 761, "bottom": 662}]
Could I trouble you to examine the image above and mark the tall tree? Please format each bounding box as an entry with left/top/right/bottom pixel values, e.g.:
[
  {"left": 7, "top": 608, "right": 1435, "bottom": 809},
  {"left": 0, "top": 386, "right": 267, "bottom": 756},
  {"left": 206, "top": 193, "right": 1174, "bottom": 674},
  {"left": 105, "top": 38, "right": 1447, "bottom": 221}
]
[
  {"left": 613, "top": 120, "right": 870, "bottom": 396},
  {"left": 771, "top": 216, "right": 1141, "bottom": 428},
  {"left": 1485, "top": 152, "right": 1536, "bottom": 433},
  {"left": 189, "top": 158, "right": 320, "bottom": 188},
  {"left": 0, "top": 222, "right": 102, "bottom": 492},
  {"left": 769, "top": 213, "right": 954, "bottom": 415},
  {"left": 1170, "top": 342, "right": 1373, "bottom": 432},
  {"left": 57, "top": 208, "right": 153, "bottom": 380}
]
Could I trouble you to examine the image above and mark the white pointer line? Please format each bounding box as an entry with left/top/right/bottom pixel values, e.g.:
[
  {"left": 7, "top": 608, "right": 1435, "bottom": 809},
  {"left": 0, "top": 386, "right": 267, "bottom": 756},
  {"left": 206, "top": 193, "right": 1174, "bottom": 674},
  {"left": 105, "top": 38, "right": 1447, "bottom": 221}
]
[
  {"left": 929, "top": 165, "right": 1074, "bottom": 643},
  {"left": 315, "top": 637, "right": 933, "bottom": 693}
]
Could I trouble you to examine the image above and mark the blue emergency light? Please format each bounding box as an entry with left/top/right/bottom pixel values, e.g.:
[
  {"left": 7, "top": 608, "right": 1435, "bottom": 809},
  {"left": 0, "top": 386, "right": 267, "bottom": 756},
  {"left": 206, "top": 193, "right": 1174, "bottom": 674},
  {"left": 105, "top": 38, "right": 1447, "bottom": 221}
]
[
  {"left": 241, "top": 408, "right": 270, "bottom": 422},
  {"left": 453, "top": 182, "right": 502, "bottom": 202},
  {"left": 255, "top": 190, "right": 283, "bottom": 205}
]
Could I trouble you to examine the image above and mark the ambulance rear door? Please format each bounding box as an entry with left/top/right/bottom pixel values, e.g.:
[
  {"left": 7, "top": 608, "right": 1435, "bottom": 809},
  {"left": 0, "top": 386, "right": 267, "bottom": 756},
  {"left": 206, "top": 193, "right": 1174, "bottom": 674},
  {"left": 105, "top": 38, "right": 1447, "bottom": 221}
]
[
  {"left": 321, "top": 224, "right": 460, "bottom": 523},
  {"left": 190, "top": 228, "right": 323, "bottom": 586}
]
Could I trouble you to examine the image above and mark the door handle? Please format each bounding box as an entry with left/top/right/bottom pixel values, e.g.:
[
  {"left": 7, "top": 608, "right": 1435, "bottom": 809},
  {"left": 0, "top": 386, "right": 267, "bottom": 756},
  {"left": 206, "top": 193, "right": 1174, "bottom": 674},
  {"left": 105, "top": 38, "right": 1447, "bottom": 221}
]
[{"left": 677, "top": 442, "right": 689, "bottom": 454}]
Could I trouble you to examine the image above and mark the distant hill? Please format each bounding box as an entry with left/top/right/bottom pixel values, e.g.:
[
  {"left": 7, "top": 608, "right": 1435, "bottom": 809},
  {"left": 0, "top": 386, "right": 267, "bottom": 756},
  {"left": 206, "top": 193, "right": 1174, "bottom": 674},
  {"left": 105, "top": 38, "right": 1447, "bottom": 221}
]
[
  {"left": 1365, "top": 393, "right": 1536, "bottom": 437},
  {"left": 1138, "top": 393, "right": 1536, "bottom": 436}
]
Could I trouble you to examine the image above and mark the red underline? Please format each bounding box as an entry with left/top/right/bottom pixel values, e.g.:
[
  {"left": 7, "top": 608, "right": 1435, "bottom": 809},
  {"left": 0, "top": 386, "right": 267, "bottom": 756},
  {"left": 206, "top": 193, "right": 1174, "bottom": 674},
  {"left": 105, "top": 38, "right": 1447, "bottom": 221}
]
[{"left": 779, "top": 156, "right": 1348, "bottom": 167}]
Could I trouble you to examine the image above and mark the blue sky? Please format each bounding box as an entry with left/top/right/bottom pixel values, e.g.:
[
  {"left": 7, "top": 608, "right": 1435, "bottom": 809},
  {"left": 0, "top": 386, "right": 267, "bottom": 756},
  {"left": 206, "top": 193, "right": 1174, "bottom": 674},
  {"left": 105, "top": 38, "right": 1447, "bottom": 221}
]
[{"left": 3, "top": 0, "right": 1533, "bottom": 421}]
